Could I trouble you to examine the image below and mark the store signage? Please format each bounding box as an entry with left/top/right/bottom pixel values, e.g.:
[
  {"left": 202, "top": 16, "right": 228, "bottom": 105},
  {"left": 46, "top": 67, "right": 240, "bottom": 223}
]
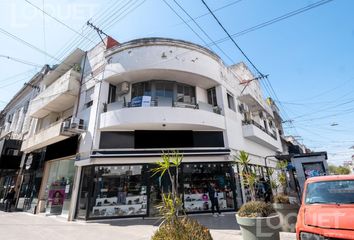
[{"left": 141, "top": 96, "right": 151, "bottom": 107}]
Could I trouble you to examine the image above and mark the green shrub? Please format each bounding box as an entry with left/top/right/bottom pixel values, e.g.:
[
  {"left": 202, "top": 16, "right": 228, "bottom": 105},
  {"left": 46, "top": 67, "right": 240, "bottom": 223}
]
[
  {"left": 238, "top": 201, "right": 275, "bottom": 218},
  {"left": 273, "top": 194, "right": 290, "bottom": 204},
  {"left": 151, "top": 217, "right": 213, "bottom": 240}
]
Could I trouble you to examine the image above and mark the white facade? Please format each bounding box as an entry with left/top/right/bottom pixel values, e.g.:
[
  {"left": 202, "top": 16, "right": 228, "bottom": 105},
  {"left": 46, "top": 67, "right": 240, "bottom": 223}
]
[
  {"left": 75, "top": 38, "right": 283, "bottom": 164},
  {"left": 1, "top": 37, "right": 285, "bottom": 220}
]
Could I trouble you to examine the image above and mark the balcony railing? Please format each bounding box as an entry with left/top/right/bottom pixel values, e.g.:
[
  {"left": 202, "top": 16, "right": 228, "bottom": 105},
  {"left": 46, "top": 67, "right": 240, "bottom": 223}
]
[
  {"left": 106, "top": 97, "right": 222, "bottom": 115},
  {"left": 28, "top": 68, "right": 80, "bottom": 118},
  {"left": 242, "top": 119, "right": 277, "bottom": 140}
]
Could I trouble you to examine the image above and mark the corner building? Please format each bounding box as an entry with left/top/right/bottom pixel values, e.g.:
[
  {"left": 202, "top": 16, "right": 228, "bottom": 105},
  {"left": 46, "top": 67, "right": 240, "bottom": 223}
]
[{"left": 71, "top": 37, "right": 283, "bottom": 220}]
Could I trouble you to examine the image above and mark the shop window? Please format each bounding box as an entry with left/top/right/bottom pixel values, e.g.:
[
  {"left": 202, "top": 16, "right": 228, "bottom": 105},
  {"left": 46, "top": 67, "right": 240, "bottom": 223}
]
[
  {"left": 182, "top": 163, "right": 235, "bottom": 212},
  {"left": 44, "top": 159, "right": 75, "bottom": 216},
  {"left": 76, "top": 167, "right": 92, "bottom": 219},
  {"left": 88, "top": 165, "right": 148, "bottom": 218},
  {"left": 207, "top": 87, "right": 217, "bottom": 107},
  {"left": 227, "top": 93, "right": 235, "bottom": 111}
]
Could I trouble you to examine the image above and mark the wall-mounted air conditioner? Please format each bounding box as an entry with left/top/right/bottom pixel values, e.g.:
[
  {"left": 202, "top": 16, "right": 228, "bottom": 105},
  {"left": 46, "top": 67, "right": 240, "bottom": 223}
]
[
  {"left": 70, "top": 118, "right": 85, "bottom": 131},
  {"left": 61, "top": 118, "right": 85, "bottom": 136},
  {"left": 117, "top": 81, "right": 129, "bottom": 96}
]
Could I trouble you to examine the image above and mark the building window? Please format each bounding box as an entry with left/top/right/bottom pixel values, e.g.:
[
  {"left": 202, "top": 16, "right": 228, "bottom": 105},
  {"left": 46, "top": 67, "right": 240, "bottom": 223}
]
[
  {"left": 131, "top": 82, "right": 151, "bottom": 98},
  {"left": 207, "top": 87, "right": 217, "bottom": 106},
  {"left": 177, "top": 84, "right": 195, "bottom": 104},
  {"left": 7, "top": 114, "right": 13, "bottom": 123},
  {"left": 85, "top": 87, "right": 94, "bottom": 108},
  {"left": 23, "top": 101, "right": 30, "bottom": 113},
  {"left": 155, "top": 81, "right": 173, "bottom": 98},
  {"left": 227, "top": 93, "right": 235, "bottom": 111},
  {"left": 108, "top": 84, "right": 116, "bottom": 104},
  {"left": 131, "top": 80, "right": 196, "bottom": 106}
]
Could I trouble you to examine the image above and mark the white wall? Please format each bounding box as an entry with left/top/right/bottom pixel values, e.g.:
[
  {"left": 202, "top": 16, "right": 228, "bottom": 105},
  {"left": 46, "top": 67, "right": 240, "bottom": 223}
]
[{"left": 76, "top": 38, "right": 283, "bottom": 168}]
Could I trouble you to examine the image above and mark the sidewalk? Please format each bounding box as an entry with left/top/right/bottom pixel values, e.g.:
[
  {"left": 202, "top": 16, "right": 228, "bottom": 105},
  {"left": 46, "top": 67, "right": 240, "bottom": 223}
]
[{"left": 0, "top": 211, "right": 296, "bottom": 240}]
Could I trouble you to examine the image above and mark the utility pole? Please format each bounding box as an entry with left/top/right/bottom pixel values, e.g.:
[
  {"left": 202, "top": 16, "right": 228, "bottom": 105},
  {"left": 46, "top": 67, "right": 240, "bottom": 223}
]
[
  {"left": 240, "top": 74, "right": 269, "bottom": 94},
  {"left": 87, "top": 21, "right": 108, "bottom": 47}
]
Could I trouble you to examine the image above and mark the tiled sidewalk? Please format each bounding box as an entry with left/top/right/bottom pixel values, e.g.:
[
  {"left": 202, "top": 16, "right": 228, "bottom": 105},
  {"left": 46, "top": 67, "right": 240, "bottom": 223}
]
[{"left": 0, "top": 211, "right": 296, "bottom": 240}]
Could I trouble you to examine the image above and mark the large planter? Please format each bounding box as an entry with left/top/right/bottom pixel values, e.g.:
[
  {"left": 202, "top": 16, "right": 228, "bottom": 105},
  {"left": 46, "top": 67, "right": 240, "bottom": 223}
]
[
  {"left": 236, "top": 214, "right": 280, "bottom": 240},
  {"left": 272, "top": 203, "right": 299, "bottom": 232}
]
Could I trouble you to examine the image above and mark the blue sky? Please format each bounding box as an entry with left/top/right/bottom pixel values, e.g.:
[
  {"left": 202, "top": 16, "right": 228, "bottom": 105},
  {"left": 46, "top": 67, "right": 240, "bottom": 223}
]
[{"left": 0, "top": 0, "right": 353, "bottom": 165}]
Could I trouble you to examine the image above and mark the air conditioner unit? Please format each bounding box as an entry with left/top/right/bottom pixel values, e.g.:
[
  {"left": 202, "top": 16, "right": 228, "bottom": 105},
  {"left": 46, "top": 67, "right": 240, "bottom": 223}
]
[
  {"left": 117, "top": 81, "right": 129, "bottom": 96},
  {"left": 259, "top": 111, "right": 264, "bottom": 119},
  {"left": 70, "top": 118, "right": 85, "bottom": 131},
  {"left": 62, "top": 120, "right": 70, "bottom": 130}
]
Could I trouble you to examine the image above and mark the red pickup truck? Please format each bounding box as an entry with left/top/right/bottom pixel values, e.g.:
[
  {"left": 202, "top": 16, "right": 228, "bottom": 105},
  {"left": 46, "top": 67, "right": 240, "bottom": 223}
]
[{"left": 296, "top": 175, "right": 354, "bottom": 240}]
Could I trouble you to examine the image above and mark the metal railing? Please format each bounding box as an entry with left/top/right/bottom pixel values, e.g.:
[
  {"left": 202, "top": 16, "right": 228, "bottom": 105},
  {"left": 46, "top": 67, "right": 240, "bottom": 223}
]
[
  {"left": 107, "top": 97, "right": 222, "bottom": 115},
  {"left": 242, "top": 119, "right": 277, "bottom": 140}
]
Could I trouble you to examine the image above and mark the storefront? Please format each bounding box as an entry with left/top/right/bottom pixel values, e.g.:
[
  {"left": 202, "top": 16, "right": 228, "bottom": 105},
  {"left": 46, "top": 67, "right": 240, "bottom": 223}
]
[
  {"left": 17, "top": 152, "right": 45, "bottom": 213},
  {"left": 76, "top": 161, "right": 237, "bottom": 220},
  {"left": 40, "top": 158, "right": 75, "bottom": 216},
  {"left": 182, "top": 163, "right": 236, "bottom": 213}
]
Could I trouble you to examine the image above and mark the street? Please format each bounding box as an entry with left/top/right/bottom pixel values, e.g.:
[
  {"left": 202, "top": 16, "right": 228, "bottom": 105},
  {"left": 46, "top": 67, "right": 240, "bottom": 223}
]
[{"left": 0, "top": 211, "right": 296, "bottom": 240}]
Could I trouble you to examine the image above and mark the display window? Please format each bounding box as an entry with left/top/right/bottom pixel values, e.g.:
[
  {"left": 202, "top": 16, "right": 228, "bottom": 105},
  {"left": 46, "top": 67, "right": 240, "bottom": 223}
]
[
  {"left": 88, "top": 165, "right": 148, "bottom": 218},
  {"left": 182, "top": 163, "right": 236, "bottom": 212},
  {"left": 43, "top": 159, "right": 75, "bottom": 216}
]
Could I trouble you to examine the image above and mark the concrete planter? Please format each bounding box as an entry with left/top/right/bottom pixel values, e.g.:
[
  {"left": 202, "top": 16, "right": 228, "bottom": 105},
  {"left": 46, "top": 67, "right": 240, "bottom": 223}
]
[
  {"left": 272, "top": 203, "right": 299, "bottom": 232},
  {"left": 236, "top": 214, "right": 280, "bottom": 240}
]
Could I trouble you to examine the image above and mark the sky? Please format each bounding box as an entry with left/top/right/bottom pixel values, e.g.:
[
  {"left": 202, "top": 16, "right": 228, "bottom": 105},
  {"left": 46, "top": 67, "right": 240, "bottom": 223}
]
[{"left": 0, "top": 0, "right": 353, "bottom": 166}]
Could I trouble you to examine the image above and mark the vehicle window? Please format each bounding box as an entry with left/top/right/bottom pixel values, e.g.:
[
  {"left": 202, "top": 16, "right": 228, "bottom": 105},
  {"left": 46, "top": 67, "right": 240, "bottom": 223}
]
[{"left": 305, "top": 180, "right": 354, "bottom": 204}]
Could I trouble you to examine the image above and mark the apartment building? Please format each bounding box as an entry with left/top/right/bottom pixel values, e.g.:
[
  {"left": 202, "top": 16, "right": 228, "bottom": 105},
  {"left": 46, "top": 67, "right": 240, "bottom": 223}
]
[
  {"left": 0, "top": 37, "right": 284, "bottom": 220},
  {"left": 0, "top": 65, "right": 50, "bottom": 206},
  {"left": 71, "top": 37, "right": 283, "bottom": 220}
]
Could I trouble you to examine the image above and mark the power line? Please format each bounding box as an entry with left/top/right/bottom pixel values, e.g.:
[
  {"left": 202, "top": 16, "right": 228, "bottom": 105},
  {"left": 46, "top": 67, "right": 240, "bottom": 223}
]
[
  {"left": 212, "top": 0, "right": 334, "bottom": 46},
  {"left": 0, "top": 27, "right": 63, "bottom": 64},
  {"left": 171, "top": 0, "right": 236, "bottom": 64},
  {"left": 24, "top": 0, "right": 98, "bottom": 47},
  {"left": 0, "top": 69, "right": 36, "bottom": 84},
  {"left": 104, "top": 0, "right": 147, "bottom": 31},
  {"left": 42, "top": 0, "right": 47, "bottom": 63},
  {"left": 201, "top": 0, "right": 264, "bottom": 76},
  {"left": 0, "top": 55, "right": 42, "bottom": 68}
]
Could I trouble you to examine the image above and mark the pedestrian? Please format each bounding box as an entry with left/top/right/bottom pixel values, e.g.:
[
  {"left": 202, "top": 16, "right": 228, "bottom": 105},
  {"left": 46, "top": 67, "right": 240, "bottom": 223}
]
[
  {"left": 4, "top": 187, "right": 16, "bottom": 212},
  {"left": 208, "top": 183, "right": 224, "bottom": 217},
  {"left": 264, "top": 178, "right": 272, "bottom": 203}
]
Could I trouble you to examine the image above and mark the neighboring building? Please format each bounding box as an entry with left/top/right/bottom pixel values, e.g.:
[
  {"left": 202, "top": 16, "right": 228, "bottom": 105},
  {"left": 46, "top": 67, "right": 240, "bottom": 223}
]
[
  {"left": 17, "top": 49, "right": 85, "bottom": 215},
  {"left": 0, "top": 65, "right": 50, "bottom": 205},
  {"left": 284, "top": 136, "right": 309, "bottom": 154},
  {"left": 1, "top": 37, "right": 285, "bottom": 220}
]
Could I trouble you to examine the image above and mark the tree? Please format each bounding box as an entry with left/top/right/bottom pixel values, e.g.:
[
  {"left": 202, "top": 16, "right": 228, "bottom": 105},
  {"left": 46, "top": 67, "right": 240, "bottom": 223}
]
[{"left": 328, "top": 164, "right": 351, "bottom": 175}]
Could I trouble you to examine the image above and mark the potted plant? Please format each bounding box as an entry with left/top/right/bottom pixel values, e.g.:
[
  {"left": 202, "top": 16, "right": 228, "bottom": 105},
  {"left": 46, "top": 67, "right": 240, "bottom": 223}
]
[
  {"left": 235, "top": 151, "right": 280, "bottom": 240},
  {"left": 272, "top": 160, "right": 299, "bottom": 232},
  {"left": 151, "top": 151, "right": 213, "bottom": 240}
]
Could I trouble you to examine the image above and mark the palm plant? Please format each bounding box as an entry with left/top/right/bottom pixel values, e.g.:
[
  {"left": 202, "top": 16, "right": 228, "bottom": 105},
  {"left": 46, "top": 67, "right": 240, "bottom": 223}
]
[
  {"left": 235, "top": 150, "right": 257, "bottom": 201},
  {"left": 151, "top": 151, "right": 183, "bottom": 224},
  {"left": 276, "top": 160, "right": 288, "bottom": 195}
]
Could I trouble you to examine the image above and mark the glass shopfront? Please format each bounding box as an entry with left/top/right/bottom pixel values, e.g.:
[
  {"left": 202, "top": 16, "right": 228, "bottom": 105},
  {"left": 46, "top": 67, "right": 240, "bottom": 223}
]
[
  {"left": 77, "top": 162, "right": 237, "bottom": 219},
  {"left": 182, "top": 163, "right": 236, "bottom": 212},
  {"left": 43, "top": 159, "right": 75, "bottom": 216},
  {"left": 88, "top": 165, "right": 148, "bottom": 218}
]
